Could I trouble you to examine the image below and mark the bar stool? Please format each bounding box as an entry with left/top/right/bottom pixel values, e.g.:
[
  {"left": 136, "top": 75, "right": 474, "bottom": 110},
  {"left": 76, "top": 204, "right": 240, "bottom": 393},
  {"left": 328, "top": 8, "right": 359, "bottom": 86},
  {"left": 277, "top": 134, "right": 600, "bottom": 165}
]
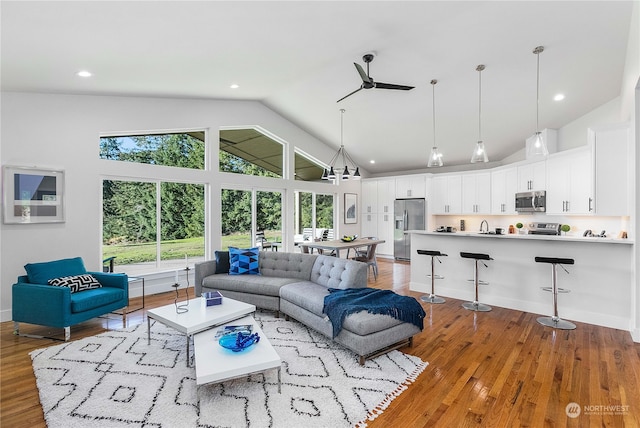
[
  {"left": 460, "top": 252, "right": 493, "bottom": 312},
  {"left": 417, "top": 250, "right": 447, "bottom": 304},
  {"left": 535, "top": 256, "right": 576, "bottom": 330}
]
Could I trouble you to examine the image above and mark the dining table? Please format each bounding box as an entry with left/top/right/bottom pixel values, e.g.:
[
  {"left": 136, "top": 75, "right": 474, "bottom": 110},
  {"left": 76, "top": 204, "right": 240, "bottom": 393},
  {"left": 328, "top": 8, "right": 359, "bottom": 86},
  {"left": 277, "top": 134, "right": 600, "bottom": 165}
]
[{"left": 302, "top": 238, "right": 385, "bottom": 258}]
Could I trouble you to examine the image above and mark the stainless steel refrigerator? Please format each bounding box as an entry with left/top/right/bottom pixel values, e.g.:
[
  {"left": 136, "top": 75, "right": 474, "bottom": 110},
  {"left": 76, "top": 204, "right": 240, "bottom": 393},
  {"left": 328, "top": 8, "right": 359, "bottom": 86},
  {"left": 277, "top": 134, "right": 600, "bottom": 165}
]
[{"left": 394, "top": 198, "right": 426, "bottom": 260}]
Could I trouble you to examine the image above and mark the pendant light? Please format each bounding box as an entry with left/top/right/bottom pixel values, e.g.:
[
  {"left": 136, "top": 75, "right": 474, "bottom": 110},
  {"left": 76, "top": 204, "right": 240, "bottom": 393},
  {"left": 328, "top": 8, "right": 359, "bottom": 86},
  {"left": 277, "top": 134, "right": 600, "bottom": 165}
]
[
  {"left": 427, "top": 79, "right": 443, "bottom": 167},
  {"left": 528, "top": 45, "right": 549, "bottom": 157},
  {"left": 322, "top": 109, "right": 360, "bottom": 181},
  {"left": 470, "top": 64, "right": 488, "bottom": 163}
]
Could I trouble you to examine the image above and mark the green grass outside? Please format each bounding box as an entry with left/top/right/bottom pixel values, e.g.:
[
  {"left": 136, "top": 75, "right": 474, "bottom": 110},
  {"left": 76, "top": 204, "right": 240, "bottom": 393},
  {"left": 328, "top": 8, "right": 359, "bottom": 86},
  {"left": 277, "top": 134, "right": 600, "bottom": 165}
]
[{"left": 103, "top": 232, "right": 281, "bottom": 264}]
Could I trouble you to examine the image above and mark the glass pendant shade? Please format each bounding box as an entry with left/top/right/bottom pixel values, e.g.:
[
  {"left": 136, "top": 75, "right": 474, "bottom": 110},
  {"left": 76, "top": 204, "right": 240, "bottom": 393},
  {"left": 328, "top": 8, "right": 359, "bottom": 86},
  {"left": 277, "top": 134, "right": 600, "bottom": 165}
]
[
  {"left": 471, "top": 65, "right": 489, "bottom": 163},
  {"left": 321, "top": 169, "right": 328, "bottom": 180},
  {"left": 529, "top": 46, "right": 549, "bottom": 158},
  {"left": 470, "top": 141, "right": 488, "bottom": 163},
  {"left": 353, "top": 167, "right": 361, "bottom": 179},
  {"left": 427, "top": 79, "right": 443, "bottom": 167},
  {"left": 428, "top": 147, "right": 443, "bottom": 167},
  {"left": 528, "top": 132, "right": 549, "bottom": 157},
  {"left": 327, "top": 167, "right": 336, "bottom": 180}
]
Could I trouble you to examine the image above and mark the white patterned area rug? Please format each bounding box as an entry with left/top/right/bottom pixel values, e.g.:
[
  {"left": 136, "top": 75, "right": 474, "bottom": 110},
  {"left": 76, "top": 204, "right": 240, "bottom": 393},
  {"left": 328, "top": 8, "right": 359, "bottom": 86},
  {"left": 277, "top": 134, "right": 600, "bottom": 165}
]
[{"left": 31, "top": 311, "right": 427, "bottom": 428}]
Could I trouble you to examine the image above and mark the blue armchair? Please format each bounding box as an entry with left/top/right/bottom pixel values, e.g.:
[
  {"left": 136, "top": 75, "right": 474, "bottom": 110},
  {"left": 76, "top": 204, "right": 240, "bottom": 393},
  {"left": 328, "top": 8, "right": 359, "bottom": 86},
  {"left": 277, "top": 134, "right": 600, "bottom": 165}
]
[{"left": 12, "top": 257, "right": 128, "bottom": 341}]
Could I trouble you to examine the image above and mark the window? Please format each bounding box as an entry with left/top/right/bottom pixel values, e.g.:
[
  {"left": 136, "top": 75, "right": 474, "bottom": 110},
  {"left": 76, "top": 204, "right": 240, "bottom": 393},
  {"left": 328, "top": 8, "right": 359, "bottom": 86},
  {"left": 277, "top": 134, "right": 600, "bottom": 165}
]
[
  {"left": 293, "top": 191, "right": 334, "bottom": 243},
  {"left": 220, "top": 188, "right": 283, "bottom": 249},
  {"left": 102, "top": 179, "right": 205, "bottom": 275},
  {"left": 219, "top": 128, "right": 283, "bottom": 178},
  {"left": 100, "top": 131, "right": 205, "bottom": 169},
  {"left": 294, "top": 150, "right": 325, "bottom": 181}
]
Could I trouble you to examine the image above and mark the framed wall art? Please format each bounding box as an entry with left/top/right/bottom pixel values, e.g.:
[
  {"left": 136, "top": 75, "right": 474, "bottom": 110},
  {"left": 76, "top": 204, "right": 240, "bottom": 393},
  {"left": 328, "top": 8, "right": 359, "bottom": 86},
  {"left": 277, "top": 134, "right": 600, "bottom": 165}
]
[
  {"left": 344, "top": 193, "right": 357, "bottom": 224},
  {"left": 3, "top": 166, "right": 65, "bottom": 224}
]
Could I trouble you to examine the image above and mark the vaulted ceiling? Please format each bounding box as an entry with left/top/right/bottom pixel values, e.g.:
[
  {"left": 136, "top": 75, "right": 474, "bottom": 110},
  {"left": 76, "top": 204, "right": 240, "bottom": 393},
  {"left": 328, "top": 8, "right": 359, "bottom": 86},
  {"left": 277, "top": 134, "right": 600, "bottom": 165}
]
[{"left": 1, "top": 1, "right": 633, "bottom": 175}]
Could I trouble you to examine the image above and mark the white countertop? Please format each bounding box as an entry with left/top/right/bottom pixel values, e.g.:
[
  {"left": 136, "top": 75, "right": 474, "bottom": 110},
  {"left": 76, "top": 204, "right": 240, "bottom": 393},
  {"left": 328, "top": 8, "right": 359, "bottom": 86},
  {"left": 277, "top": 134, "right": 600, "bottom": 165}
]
[{"left": 406, "top": 230, "right": 633, "bottom": 244}]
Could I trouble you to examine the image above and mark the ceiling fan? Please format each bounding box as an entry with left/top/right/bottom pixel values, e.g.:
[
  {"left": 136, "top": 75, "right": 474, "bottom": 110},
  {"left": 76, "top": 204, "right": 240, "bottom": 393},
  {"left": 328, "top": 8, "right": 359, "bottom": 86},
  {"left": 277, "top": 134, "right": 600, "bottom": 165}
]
[{"left": 337, "top": 53, "right": 415, "bottom": 103}]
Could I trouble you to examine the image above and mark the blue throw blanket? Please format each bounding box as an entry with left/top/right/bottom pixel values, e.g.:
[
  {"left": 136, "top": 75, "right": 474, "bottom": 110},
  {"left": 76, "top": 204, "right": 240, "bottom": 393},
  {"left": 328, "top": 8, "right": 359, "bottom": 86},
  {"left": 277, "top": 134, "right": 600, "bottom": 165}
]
[{"left": 323, "top": 288, "right": 426, "bottom": 338}]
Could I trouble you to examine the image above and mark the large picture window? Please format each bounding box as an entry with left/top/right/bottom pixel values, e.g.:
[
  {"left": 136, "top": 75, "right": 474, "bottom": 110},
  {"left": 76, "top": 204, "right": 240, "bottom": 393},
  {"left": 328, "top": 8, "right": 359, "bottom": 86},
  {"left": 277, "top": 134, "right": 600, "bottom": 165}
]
[{"left": 102, "top": 179, "right": 205, "bottom": 275}]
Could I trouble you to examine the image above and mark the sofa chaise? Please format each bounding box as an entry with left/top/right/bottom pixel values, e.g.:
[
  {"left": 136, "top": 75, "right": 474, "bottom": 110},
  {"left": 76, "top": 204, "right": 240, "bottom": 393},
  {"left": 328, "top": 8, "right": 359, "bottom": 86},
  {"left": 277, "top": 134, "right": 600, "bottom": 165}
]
[{"left": 195, "top": 251, "right": 422, "bottom": 364}]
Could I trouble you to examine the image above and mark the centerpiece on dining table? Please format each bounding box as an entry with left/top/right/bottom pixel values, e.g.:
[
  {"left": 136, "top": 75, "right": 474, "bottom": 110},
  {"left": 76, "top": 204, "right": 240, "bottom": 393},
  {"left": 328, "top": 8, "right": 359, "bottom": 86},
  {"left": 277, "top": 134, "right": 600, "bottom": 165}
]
[{"left": 341, "top": 234, "right": 358, "bottom": 242}]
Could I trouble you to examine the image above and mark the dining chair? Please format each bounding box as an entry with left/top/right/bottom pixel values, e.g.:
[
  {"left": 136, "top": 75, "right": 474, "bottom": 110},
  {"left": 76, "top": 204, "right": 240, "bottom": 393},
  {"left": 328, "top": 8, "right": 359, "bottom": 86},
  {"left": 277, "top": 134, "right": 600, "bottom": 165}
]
[{"left": 352, "top": 242, "right": 379, "bottom": 280}]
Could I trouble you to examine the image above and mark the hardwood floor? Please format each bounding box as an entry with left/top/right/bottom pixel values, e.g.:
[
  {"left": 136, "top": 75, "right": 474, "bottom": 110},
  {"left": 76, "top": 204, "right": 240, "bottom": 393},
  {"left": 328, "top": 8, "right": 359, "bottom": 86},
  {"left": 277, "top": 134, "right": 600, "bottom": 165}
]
[{"left": 2, "top": 259, "right": 639, "bottom": 427}]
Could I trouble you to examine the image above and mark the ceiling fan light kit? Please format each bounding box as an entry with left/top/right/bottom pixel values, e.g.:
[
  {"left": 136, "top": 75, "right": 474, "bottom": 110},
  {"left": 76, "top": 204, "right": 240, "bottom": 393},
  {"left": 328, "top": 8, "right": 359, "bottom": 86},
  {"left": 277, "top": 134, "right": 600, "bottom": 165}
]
[
  {"left": 527, "top": 45, "right": 550, "bottom": 158},
  {"left": 427, "top": 79, "right": 443, "bottom": 167},
  {"left": 322, "top": 109, "right": 360, "bottom": 181},
  {"left": 337, "top": 53, "right": 415, "bottom": 103},
  {"left": 470, "top": 64, "right": 489, "bottom": 163}
]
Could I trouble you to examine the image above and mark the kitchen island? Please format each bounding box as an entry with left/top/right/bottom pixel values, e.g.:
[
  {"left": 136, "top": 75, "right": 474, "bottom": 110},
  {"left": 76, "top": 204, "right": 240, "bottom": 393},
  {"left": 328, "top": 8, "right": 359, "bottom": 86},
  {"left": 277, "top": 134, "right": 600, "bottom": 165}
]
[{"left": 409, "top": 231, "right": 635, "bottom": 335}]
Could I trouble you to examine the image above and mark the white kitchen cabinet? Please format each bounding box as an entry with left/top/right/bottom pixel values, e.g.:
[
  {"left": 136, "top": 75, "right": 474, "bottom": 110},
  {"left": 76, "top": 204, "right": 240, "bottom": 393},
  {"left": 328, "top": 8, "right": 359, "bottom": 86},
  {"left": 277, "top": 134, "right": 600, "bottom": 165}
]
[
  {"left": 361, "top": 212, "right": 377, "bottom": 238},
  {"left": 395, "top": 175, "right": 426, "bottom": 198},
  {"left": 431, "top": 174, "right": 462, "bottom": 214},
  {"left": 517, "top": 160, "right": 546, "bottom": 191},
  {"left": 361, "top": 180, "right": 378, "bottom": 214},
  {"left": 590, "top": 123, "right": 630, "bottom": 216},
  {"left": 376, "top": 212, "right": 394, "bottom": 256},
  {"left": 491, "top": 167, "right": 518, "bottom": 214},
  {"left": 546, "top": 147, "right": 593, "bottom": 215},
  {"left": 377, "top": 179, "right": 395, "bottom": 215},
  {"left": 462, "top": 172, "right": 491, "bottom": 214}
]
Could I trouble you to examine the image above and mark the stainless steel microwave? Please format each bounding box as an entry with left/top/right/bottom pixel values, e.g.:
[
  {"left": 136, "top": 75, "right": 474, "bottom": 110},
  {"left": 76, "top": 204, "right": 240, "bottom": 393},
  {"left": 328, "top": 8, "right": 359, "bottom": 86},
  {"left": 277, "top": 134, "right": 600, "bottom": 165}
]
[{"left": 515, "top": 191, "right": 546, "bottom": 212}]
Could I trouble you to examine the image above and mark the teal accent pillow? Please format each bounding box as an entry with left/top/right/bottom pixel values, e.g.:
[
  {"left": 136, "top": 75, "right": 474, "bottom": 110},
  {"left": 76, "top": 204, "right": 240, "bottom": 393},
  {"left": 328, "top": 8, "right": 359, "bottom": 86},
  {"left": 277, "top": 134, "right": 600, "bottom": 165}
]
[
  {"left": 24, "top": 257, "right": 87, "bottom": 284},
  {"left": 215, "top": 251, "right": 230, "bottom": 274},
  {"left": 229, "top": 247, "right": 260, "bottom": 275}
]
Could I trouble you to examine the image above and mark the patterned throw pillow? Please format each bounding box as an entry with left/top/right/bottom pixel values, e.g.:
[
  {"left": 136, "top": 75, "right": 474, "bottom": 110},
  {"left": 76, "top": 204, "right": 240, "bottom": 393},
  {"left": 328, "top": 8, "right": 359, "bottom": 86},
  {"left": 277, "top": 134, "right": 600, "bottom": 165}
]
[
  {"left": 228, "top": 247, "right": 260, "bottom": 275},
  {"left": 47, "top": 274, "right": 102, "bottom": 293}
]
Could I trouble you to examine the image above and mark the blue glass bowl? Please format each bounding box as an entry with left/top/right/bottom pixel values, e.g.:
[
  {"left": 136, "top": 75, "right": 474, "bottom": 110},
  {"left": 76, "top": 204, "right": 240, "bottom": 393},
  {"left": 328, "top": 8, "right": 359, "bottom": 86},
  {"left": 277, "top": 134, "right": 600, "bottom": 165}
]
[{"left": 218, "top": 332, "right": 260, "bottom": 352}]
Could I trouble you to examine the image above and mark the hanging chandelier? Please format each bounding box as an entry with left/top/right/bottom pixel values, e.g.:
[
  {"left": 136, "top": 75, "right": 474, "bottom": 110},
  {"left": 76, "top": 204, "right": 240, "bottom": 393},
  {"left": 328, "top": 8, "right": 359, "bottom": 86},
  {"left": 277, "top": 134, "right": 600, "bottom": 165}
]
[
  {"left": 470, "top": 64, "right": 488, "bottom": 163},
  {"left": 427, "top": 79, "right": 443, "bottom": 167},
  {"left": 527, "top": 45, "right": 549, "bottom": 157},
  {"left": 322, "top": 109, "right": 361, "bottom": 181}
]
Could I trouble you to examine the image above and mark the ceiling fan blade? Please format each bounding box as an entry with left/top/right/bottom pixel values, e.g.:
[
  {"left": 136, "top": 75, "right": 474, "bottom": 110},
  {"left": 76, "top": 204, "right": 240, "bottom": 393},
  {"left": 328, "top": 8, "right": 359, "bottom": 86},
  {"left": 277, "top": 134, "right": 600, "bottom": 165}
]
[
  {"left": 354, "top": 63, "right": 371, "bottom": 84},
  {"left": 337, "top": 87, "right": 363, "bottom": 103},
  {"left": 374, "top": 82, "right": 415, "bottom": 90}
]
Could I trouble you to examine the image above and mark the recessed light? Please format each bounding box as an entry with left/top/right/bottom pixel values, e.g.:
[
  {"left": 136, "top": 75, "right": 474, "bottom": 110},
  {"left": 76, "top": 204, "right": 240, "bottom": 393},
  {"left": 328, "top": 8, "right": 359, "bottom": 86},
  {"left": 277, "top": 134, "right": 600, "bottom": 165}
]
[
  {"left": 554, "top": 93, "right": 565, "bottom": 101},
  {"left": 230, "top": 84, "right": 239, "bottom": 89},
  {"left": 369, "top": 160, "right": 375, "bottom": 164},
  {"left": 76, "top": 70, "right": 92, "bottom": 78}
]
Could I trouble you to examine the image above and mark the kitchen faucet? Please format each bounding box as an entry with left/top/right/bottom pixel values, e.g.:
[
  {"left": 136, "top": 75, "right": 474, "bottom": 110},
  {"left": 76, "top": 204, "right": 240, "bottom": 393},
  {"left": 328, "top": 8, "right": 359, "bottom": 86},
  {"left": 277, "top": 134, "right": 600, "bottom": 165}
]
[{"left": 480, "top": 220, "right": 489, "bottom": 233}]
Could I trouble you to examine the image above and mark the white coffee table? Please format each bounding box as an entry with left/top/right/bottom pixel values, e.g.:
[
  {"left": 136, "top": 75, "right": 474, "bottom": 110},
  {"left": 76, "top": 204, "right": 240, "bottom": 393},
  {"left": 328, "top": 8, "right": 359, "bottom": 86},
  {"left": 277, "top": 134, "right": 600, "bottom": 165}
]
[
  {"left": 193, "top": 314, "right": 282, "bottom": 391},
  {"left": 147, "top": 297, "right": 256, "bottom": 366}
]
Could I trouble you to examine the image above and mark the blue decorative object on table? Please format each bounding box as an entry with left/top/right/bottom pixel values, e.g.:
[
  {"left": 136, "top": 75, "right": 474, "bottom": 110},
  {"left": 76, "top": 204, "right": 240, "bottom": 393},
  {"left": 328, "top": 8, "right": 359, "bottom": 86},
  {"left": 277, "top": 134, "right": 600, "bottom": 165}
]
[{"left": 218, "top": 331, "right": 260, "bottom": 352}]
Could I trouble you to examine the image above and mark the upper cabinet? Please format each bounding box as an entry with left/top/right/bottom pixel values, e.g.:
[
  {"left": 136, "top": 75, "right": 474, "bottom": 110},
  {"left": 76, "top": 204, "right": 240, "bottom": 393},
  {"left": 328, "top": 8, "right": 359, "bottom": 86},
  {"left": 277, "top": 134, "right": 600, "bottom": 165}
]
[
  {"left": 395, "top": 175, "right": 426, "bottom": 198},
  {"left": 546, "top": 146, "right": 593, "bottom": 215},
  {"left": 431, "top": 174, "right": 462, "bottom": 215},
  {"left": 491, "top": 167, "right": 518, "bottom": 214},
  {"left": 462, "top": 172, "right": 491, "bottom": 214},
  {"left": 517, "top": 160, "right": 546, "bottom": 191},
  {"left": 590, "top": 124, "right": 630, "bottom": 216}
]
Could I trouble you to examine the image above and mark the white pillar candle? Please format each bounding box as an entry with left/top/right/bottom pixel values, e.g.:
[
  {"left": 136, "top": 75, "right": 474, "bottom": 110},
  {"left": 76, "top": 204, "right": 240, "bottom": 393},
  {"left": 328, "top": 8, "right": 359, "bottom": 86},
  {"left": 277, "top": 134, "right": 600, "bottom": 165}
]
[
  {"left": 175, "top": 270, "right": 179, "bottom": 283},
  {"left": 185, "top": 254, "right": 188, "bottom": 267}
]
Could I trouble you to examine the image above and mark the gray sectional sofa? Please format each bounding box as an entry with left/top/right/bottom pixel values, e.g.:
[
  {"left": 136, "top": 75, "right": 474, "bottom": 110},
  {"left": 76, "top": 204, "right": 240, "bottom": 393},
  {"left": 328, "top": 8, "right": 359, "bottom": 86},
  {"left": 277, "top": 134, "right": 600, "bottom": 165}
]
[{"left": 195, "top": 251, "right": 421, "bottom": 364}]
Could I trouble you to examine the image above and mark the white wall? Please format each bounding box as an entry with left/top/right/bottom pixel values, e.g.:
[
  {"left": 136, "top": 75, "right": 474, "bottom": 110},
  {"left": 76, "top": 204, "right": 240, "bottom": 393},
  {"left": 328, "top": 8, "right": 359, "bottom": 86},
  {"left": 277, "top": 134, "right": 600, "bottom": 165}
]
[{"left": 0, "top": 92, "right": 361, "bottom": 321}]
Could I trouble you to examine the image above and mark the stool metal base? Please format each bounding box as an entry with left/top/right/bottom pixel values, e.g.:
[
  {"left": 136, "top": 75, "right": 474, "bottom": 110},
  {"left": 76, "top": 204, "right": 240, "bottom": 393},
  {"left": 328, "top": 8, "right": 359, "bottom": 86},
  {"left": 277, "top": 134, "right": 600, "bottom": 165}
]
[
  {"left": 537, "top": 316, "right": 576, "bottom": 330},
  {"left": 421, "top": 294, "right": 446, "bottom": 304},
  {"left": 462, "top": 301, "right": 492, "bottom": 312}
]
